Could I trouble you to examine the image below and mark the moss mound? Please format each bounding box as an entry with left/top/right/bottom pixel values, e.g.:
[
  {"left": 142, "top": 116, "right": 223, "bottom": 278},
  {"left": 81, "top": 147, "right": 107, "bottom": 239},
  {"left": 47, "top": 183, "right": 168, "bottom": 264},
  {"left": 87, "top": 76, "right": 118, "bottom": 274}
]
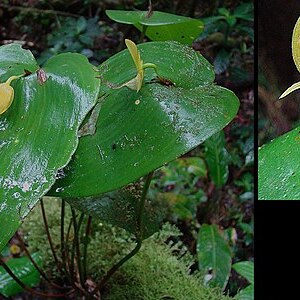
[{"left": 21, "top": 197, "right": 231, "bottom": 300}]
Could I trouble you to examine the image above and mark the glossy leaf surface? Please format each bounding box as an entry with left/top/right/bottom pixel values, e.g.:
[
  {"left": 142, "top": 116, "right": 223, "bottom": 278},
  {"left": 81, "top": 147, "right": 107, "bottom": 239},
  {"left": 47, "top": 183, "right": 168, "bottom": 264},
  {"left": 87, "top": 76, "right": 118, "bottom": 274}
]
[
  {"left": 0, "top": 44, "right": 100, "bottom": 251},
  {"left": 51, "top": 41, "right": 239, "bottom": 198},
  {"left": 258, "top": 126, "right": 300, "bottom": 200},
  {"left": 106, "top": 10, "right": 204, "bottom": 45},
  {"left": 67, "top": 189, "right": 162, "bottom": 240},
  {"left": 0, "top": 253, "right": 41, "bottom": 297},
  {"left": 197, "top": 224, "right": 232, "bottom": 290},
  {"left": 235, "top": 285, "right": 254, "bottom": 300},
  {"left": 232, "top": 261, "right": 254, "bottom": 284}
]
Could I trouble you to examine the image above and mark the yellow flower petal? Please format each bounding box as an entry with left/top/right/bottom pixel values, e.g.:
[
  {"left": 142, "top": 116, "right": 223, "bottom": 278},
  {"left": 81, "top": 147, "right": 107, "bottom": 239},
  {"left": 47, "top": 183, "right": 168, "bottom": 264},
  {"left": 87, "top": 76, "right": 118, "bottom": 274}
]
[
  {"left": 0, "top": 82, "right": 14, "bottom": 115},
  {"left": 292, "top": 17, "right": 300, "bottom": 72},
  {"left": 125, "top": 39, "right": 143, "bottom": 72},
  {"left": 114, "top": 39, "right": 144, "bottom": 92},
  {"left": 0, "top": 75, "right": 22, "bottom": 115},
  {"left": 279, "top": 81, "right": 300, "bottom": 99}
]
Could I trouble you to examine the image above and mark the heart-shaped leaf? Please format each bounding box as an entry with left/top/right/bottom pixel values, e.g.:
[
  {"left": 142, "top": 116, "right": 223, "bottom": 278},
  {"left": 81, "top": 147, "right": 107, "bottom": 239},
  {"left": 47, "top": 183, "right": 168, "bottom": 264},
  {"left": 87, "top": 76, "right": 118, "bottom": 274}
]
[
  {"left": 50, "top": 41, "right": 239, "bottom": 198},
  {"left": 67, "top": 189, "right": 162, "bottom": 240},
  {"left": 258, "top": 126, "right": 300, "bottom": 200},
  {"left": 106, "top": 10, "right": 204, "bottom": 45},
  {"left": 0, "top": 44, "right": 100, "bottom": 251}
]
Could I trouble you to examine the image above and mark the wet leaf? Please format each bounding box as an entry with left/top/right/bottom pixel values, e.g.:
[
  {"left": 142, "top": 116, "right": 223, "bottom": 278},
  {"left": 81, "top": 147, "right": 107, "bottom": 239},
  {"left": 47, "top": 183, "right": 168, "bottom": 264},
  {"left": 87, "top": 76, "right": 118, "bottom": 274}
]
[
  {"left": 232, "top": 261, "right": 254, "bottom": 285},
  {"left": 0, "top": 253, "right": 41, "bottom": 297},
  {"left": 197, "top": 224, "right": 232, "bottom": 290},
  {"left": 67, "top": 189, "right": 162, "bottom": 240},
  {"left": 50, "top": 41, "right": 239, "bottom": 198},
  {"left": 106, "top": 10, "right": 204, "bottom": 45},
  {"left": 0, "top": 44, "right": 100, "bottom": 252},
  {"left": 258, "top": 126, "right": 300, "bottom": 200}
]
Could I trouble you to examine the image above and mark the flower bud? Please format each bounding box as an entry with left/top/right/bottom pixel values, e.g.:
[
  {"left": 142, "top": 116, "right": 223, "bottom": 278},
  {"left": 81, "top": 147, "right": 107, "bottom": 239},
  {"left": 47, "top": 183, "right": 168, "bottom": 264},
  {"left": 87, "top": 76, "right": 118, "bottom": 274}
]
[
  {"left": 0, "top": 75, "right": 22, "bottom": 115},
  {"left": 0, "top": 82, "right": 14, "bottom": 115}
]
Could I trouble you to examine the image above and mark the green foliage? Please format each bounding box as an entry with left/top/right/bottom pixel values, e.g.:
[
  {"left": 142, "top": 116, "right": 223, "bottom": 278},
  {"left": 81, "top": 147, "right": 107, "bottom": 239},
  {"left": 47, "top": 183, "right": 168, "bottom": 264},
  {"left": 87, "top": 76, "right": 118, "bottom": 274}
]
[
  {"left": 204, "top": 131, "right": 229, "bottom": 187},
  {"left": 197, "top": 224, "right": 232, "bottom": 290},
  {"left": 258, "top": 126, "right": 300, "bottom": 200},
  {"left": 38, "top": 16, "right": 108, "bottom": 65},
  {"left": 106, "top": 10, "right": 204, "bottom": 45},
  {"left": 50, "top": 41, "right": 239, "bottom": 198},
  {"left": 200, "top": 1, "right": 253, "bottom": 76},
  {"left": 0, "top": 253, "right": 41, "bottom": 297},
  {"left": 67, "top": 187, "right": 163, "bottom": 240},
  {"left": 233, "top": 261, "right": 254, "bottom": 300},
  {"left": 21, "top": 199, "right": 231, "bottom": 300},
  {"left": 150, "top": 157, "right": 207, "bottom": 221},
  {"left": 0, "top": 44, "right": 100, "bottom": 252}
]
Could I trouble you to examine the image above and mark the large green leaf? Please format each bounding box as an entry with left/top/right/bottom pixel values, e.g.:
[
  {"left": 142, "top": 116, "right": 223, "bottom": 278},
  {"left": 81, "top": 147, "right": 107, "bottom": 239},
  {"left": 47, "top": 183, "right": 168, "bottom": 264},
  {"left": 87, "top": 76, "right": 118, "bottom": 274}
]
[
  {"left": 106, "top": 10, "right": 204, "bottom": 45},
  {"left": 67, "top": 189, "right": 162, "bottom": 240},
  {"left": 232, "top": 261, "right": 254, "bottom": 284},
  {"left": 50, "top": 41, "right": 239, "bottom": 198},
  {"left": 0, "top": 252, "right": 41, "bottom": 297},
  {"left": 0, "top": 44, "right": 100, "bottom": 251},
  {"left": 197, "top": 224, "right": 232, "bottom": 290},
  {"left": 0, "top": 44, "right": 38, "bottom": 79},
  {"left": 204, "top": 130, "right": 229, "bottom": 187},
  {"left": 235, "top": 285, "right": 254, "bottom": 300},
  {"left": 258, "top": 126, "right": 300, "bottom": 200}
]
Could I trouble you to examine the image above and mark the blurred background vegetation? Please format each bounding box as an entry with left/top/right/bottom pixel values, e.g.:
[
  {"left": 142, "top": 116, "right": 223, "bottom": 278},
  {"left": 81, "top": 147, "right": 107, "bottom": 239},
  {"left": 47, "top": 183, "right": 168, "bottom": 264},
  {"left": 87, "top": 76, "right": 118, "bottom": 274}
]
[{"left": 0, "top": 0, "right": 253, "bottom": 298}]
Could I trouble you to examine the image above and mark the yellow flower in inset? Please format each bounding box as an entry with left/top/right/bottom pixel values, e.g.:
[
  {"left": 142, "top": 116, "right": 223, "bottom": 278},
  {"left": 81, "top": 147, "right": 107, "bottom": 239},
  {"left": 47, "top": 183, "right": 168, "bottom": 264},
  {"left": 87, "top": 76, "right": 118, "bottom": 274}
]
[
  {"left": 117, "top": 39, "right": 158, "bottom": 92},
  {"left": 0, "top": 75, "right": 22, "bottom": 115},
  {"left": 280, "top": 17, "right": 300, "bottom": 99}
]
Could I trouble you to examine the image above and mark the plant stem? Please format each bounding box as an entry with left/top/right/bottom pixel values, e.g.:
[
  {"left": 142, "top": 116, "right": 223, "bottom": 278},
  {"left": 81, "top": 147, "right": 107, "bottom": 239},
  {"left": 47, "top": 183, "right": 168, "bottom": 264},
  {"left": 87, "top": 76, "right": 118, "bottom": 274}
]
[
  {"left": 15, "top": 232, "right": 68, "bottom": 290},
  {"left": 91, "top": 241, "right": 142, "bottom": 295},
  {"left": 83, "top": 215, "right": 92, "bottom": 281},
  {"left": 64, "top": 210, "right": 91, "bottom": 298},
  {"left": 136, "top": 171, "right": 154, "bottom": 240},
  {"left": 140, "top": 25, "right": 148, "bottom": 43},
  {"left": 61, "top": 199, "right": 65, "bottom": 262},
  {"left": 60, "top": 199, "right": 74, "bottom": 285},
  {"left": 146, "top": 0, "right": 153, "bottom": 18},
  {"left": 69, "top": 210, "right": 77, "bottom": 282},
  {"left": 40, "top": 198, "right": 64, "bottom": 276},
  {"left": 0, "top": 258, "right": 71, "bottom": 298},
  {"left": 74, "top": 211, "right": 85, "bottom": 288},
  {"left": 65, "top": 214, "right": 73, "bottom": 276},
  {"left": 91, "top": 172, "right": 154, "bottom": 295}
]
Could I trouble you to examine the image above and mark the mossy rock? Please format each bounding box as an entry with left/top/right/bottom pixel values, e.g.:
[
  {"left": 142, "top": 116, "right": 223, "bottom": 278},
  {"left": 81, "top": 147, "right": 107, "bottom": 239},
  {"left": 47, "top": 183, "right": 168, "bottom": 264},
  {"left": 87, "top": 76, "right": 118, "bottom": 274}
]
[{"left": 21, "top": 198, "right": 232, "bottom": 300}]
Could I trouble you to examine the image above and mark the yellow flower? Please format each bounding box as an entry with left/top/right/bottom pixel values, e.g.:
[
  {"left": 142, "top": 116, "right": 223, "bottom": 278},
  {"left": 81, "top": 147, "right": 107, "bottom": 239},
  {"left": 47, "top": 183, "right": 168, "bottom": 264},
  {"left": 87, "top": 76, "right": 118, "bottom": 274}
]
[
  {"left": 117, "top": 39, "right": 158, "bottom": 93},
  {"left": 280, "top": 17, "right": 300, "bottom": 99},
  {"left": 0, "top": 75, "right": 22, "bottom": 115},
  {"left": 123, "top": 39, "right": 144, "bottom": 92},
  {"left": 10, "top": 244, "right": 21, "bottom": 255}
]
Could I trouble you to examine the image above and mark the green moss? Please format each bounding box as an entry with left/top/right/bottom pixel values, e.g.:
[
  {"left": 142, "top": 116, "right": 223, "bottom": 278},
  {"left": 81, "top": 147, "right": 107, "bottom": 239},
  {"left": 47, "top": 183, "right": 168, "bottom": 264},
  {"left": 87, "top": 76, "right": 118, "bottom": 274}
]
[{"left": 21, "top": 197, "right": 231, "bottom": 300}]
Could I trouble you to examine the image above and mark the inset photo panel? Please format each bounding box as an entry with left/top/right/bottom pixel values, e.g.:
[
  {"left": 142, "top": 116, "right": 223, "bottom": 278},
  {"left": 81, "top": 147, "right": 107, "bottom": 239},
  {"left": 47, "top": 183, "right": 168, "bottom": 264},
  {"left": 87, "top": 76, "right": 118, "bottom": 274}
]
[{"left": 258, "top": 1, "right": 300, "bottom": 200}]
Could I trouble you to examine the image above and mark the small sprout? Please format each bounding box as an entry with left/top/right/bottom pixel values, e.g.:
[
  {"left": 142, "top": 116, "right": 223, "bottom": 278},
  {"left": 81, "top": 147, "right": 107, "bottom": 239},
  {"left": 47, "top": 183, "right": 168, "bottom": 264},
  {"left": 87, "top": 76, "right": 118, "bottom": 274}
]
[{"left": 0, "top": 75, "right": 23, "bottom": 115}]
